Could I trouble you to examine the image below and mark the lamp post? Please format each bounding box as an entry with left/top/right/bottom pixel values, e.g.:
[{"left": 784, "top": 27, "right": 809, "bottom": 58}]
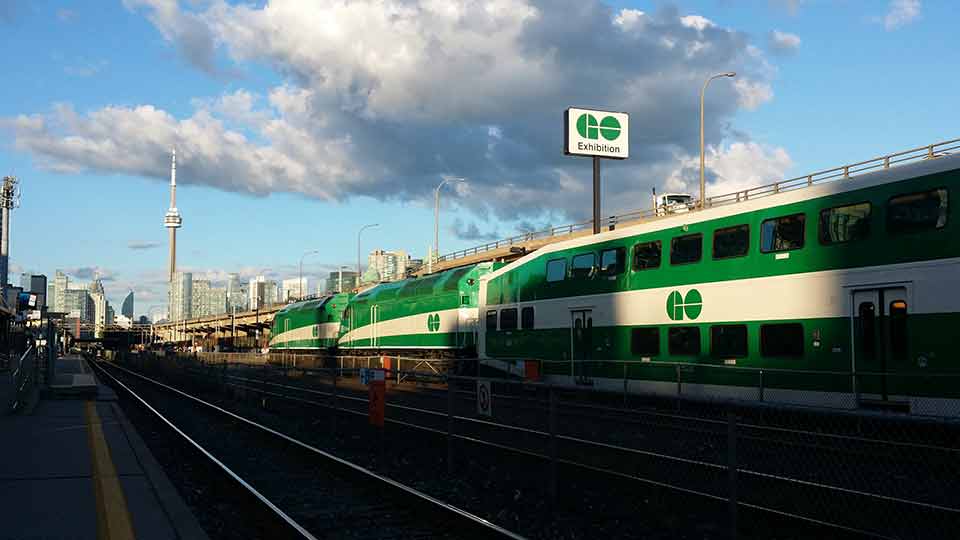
[
  {"left": 699, "top": 72, "right": 736, "bottom": 209},
  {"left": 357, "top": 223, "right": 379, "bottom": 282},
  {"left": 299, "top": 249, "right": 319, "bottom": 300},
  {"left": 435, "top": 176, "right": 467, "bottom": 265}
]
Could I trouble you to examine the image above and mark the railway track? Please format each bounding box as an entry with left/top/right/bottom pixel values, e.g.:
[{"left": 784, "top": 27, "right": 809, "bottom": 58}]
[
  {"left": 91, "top": 360, "right": 525, "bottom": 540},
  {"left": 182, "top": 361, "right": 960, "bottom": 540}
]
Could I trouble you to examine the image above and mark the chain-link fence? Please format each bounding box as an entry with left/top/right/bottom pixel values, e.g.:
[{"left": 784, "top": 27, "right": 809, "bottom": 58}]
[{"left": 116, "top": 351, "right": 960, "bottom": 539}]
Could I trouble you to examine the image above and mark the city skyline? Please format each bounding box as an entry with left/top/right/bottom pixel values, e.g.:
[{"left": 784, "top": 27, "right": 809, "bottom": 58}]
[{"left": 3, "top": 1, "right": 955, "bottom": 318}]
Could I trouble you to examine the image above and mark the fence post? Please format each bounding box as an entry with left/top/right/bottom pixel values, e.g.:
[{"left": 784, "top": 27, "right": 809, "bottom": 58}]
[
  {"left": 727, "top": 410, "right": 739, "bottom": 540},
  {"left": 331, "top": 368, "right": 338, "bottom": 440},
  {"left": 548, "top": 385, "right": 558, "bottom": 504},
  {"left": 447, "top": 376, "right": 455, "bottom": 475}
]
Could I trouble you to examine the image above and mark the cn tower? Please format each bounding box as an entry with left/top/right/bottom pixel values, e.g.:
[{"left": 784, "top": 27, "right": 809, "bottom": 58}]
[{"left": 164, "top": 148, "right": 182, "bottom": 284}]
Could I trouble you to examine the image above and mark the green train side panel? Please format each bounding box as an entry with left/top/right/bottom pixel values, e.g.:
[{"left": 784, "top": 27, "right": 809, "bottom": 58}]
[
  {"left": 338, "top": 263, "right": 501, "bottom": 349},
  {"left": 270, "top": 293, "right": 352, "bottom": 350},
  {"left": 483, "top": 165, "right": 960, "bottom": 399}
]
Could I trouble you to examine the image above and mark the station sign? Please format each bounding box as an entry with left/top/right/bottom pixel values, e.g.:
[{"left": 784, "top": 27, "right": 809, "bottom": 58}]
[
  {"left": 476, "top": 379, "right": 492, "bottom": 417},
  {"left": 564, "top": 107, "right": 630, "bottom": 160}
]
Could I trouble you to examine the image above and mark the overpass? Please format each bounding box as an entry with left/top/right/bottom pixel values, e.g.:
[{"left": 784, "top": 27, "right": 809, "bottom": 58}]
[{"left": 152, "top": 302, "right": 286, "bottom": 347}]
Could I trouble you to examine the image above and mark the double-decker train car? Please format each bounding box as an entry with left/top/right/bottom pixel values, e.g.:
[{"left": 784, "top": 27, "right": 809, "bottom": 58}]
[
  {"left": 269, "top": 293, "right": 352, "bottom": 352},
  {"left": 337, "top": 263, "right": 498, "bottom": 357},
  {"left": 479, "top": 147, "right": 960, "bottom": 415}
]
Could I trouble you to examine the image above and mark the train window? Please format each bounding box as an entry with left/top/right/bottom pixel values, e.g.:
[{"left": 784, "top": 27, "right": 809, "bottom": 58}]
[
  {"left": 711, "top": 325, "right": 747, "bottom": 357},
  {"left": 500, "top": 308, "right": 518, "bottom": 331},
  {"left": 713, "top": 225, "right": 750, "bottom": 259},
  {"left": 571, "top": 253, "right": 597, "bottom": 279},
  {"left": 760, "top": 323, "right": 804, "bottom": 357},
  {"left": 887, "top": 188, "right": 948, "bottom": 234},
  {"left": 546, "top": 259, "right": 567, "bottom": 282},
  {"left": 631, "top": 327, "right": 660, "bottom": 356},
  {"left": 461, "top": 295, "right": 470, "bottom": 306},
  {"left": 600, "top": 247, "right": 625, "bottom": 276},
  {"left": 889, "top": 300, "right": 908, "bottom": 360},
  {"left": 819, "top": 202, "right": 871, "bottom": 244},
  {"left": 670, "top": 233, "right": 703, "bottom": 265},
  {"left": 761, "top": 213, "right": 805, "bottom": 253},
  {"left": 486, "top": 310, "right": 498, "bottom": 331},
  {"left": 521, "top": 306, "right": 535, "bottom": 329},
  {"left": 668, "top": 327, "right": 700, "bottom": 355},
  {"left": 632, "top": 241, "right": 661, "bottom": 270}
]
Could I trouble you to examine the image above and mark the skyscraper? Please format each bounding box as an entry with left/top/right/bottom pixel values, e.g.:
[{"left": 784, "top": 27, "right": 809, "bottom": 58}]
[
  {"left": 281, "top": 277, "right": 307, "bottom": 302},
  {"left": 226, "top": 273, "right": 246, "bottom": 311},
  {"left": 53, "top": 271, "right": 68, "bottom": 313},
  {"left": 170, "top": 271, "right": 192, "bottom": 321},
  {"left": 325, "top": 270, "right": 358, "bottom": 293},
  {"left": 121, "top": 291, "right": 134, "bottom": 319},
  {"left": 368, "top": 249, "right": 411, "bottom": 282}
]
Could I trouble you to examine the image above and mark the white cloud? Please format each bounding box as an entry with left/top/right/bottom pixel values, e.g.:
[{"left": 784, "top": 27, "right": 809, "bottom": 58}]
[
  {"left": 882, "top": 0, "right": 921, "bottom": 31},
  {"left": 733, "top": 78, "right": 774, "bottom": 110},
  {"left": 768, "top": 30, "right": 801, "bottom": 54},
  {"left": 6, "top": 0, "right": 782, "bottom": 223},
  {"left": 664, "top": 141, "right": 794, "bottom": 201},
  {"left": 770, "top": 0, "right": 805, "bottom": 16}
]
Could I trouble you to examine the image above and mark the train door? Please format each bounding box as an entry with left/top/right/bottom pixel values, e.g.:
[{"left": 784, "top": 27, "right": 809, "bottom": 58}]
[
  {"left": 852, "top": 287, "right": 909, "bottom": 405},
  {"left": 570, "top": 310, "right": 593, "bottom": 382},
  {"left": 369, "top": 304, "right": 380, "bottom": 348}
]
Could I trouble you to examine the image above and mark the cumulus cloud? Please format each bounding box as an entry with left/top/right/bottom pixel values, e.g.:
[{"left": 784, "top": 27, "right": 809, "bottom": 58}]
[
  {"left": 451, "top": 219, "right": 500, "bottom": 241},
  {"left": 128, "top": 241, "right": 162, "bottom": 250},
  {"left": 882, "top": 0, "right": 921, "bottom": 30},
  {"left": 663, "top": 141, "right": 793, "bottom": 201},
  {"left": 65, "top": 266, "right": 117, "bottom": 282},
  {"left": 767, "top": 30, "right": 801, "bottom": 55},
  {"left": 6, "top": 0, "right": 782, "bottom": 224}
]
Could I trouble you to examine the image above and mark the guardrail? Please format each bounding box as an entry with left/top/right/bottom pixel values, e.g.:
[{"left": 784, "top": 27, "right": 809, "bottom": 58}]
[
  {"left": 4, "top": 345, "right": 35, "bottom": 413},
  {"left": 437, "top": 137, "right": 960, "bottom": 265}
]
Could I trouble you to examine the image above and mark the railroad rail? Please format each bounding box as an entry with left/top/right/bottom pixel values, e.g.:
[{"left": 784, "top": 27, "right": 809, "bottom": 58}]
[
  {"left": 159, "top": 357, "right": 960, "bottom": 540},
  {"left": 91, "top": 360, "right": 525, "bottom": 540}
]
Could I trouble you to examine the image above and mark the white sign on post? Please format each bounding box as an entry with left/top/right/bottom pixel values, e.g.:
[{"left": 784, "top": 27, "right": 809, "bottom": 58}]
[
  {"left": 564, "top": 107, "right": 630, "bottom": 160},
  {"left": 476, "top": 379, "right": 492, "bottom": 417}
]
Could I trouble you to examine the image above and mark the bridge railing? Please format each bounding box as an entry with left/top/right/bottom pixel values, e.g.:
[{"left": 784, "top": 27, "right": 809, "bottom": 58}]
[{"left": 437, "top": 137, "right": 960, "bottom": 265}]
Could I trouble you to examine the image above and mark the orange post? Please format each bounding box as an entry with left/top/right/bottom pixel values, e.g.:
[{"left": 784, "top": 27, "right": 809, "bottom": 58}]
[
  {"left": 369, "top": 373, "right": 386, "bottom": 427},
  {"left": 525, "top": 360, "right": 540, "bottom": 381}
]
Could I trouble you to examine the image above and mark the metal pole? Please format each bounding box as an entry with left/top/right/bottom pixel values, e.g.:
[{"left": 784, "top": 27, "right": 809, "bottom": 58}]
[
  {"left": 592, "top": 157, "right": 601, "bottom": 234},
  {"left": 447, "top": 377, "right": 455, "bottom": 475},
  {"left": 727, "top": 410, "right": 739, "bottom": 540},
  {"left": 434, "top": 177, "right": 466, "bottom": 265},
  {"left": 548, "top": 385, "right": 558, "bottom": 503},
  {"left": 699, "top": 72, "right": 736, "bottom": 209}
]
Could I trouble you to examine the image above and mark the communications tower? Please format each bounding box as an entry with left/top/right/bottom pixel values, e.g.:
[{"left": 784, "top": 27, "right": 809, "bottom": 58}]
[{"left": 164, "top": 149, "right": 182, "bottom": 284}]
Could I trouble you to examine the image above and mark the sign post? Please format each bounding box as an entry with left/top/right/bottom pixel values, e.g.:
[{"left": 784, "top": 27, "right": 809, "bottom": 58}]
[
  {"left": 363, "top": 368, "right": 386, "bottom": 427},
  {"left": 564, "top": 107, "right": 630, "bottom": 234},
  {"left": 476, "top": 379, "right": 492, "bottom": 418}
]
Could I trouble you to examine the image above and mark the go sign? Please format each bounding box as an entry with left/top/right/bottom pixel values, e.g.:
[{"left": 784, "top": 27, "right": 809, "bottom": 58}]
[{"left": 564, "top": 107, "right": 629, "bottom": 160}]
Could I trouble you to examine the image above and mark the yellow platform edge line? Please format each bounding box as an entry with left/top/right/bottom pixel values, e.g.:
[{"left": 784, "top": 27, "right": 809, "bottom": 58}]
[{"left": 85, "top": 401, "right": 136, "bottom": 540}]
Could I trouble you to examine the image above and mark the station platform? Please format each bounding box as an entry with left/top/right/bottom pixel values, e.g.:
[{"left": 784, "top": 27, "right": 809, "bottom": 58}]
[{"left": 0, "top": 356, "right": 208, "bottom": 540}]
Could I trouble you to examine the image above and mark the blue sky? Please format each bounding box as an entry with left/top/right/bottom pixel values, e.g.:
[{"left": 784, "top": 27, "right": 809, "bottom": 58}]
[{"left": 1, "top": 0, "right": 954, "bottom": 316}]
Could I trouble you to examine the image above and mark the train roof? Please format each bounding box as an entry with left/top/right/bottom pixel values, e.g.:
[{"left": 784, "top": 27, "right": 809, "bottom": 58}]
[
  {"left": 482, "top": 148, "right": 960, "bottom": 283},
  {"left": 352, "top": 263, "right": 489, "bottom": 303}
]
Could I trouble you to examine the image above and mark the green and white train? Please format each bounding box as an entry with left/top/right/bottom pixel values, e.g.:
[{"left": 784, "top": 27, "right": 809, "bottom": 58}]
[
  {"left": 480, "top": 152, "right": 959, "bottom": 414},
  {"left": 269, "top": 293, "right": 352, "bottom": 351},
  {"left": 268, "top": 143, "right": 958, "bottom": 414},
  {"left": 338, "top": 263, "right": 498, "bottom": 354}
]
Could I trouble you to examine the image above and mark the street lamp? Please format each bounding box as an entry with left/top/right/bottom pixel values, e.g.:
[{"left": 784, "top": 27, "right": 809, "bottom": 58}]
[
  {"left": 357, "top": 223, "right": 379, "bottom": 282},
  {"left": 435, "top": 176, "right": 467, "bottom": 265},
  {"left": 699, "top": 71, "right": 736, "bottom": 208},
  {"left": 299, "top": 249, "right": 319, "bottom": 300}
]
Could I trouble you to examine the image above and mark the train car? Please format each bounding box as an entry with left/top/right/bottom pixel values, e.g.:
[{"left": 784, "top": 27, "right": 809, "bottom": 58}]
[
  {"left": 479, "top": 144, "right": 960, "bottom": 415},
  {"left": 269, "top": 293, "right": 352, "bottom": 352},
  {"left": 337, "top": 262, "right": 498, "bottom": 356}
]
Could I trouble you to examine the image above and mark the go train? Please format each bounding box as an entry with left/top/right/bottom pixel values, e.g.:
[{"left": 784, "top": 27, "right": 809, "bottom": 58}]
[{"left": 272, "top": 144, "right": 960, "bottom": 415}]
